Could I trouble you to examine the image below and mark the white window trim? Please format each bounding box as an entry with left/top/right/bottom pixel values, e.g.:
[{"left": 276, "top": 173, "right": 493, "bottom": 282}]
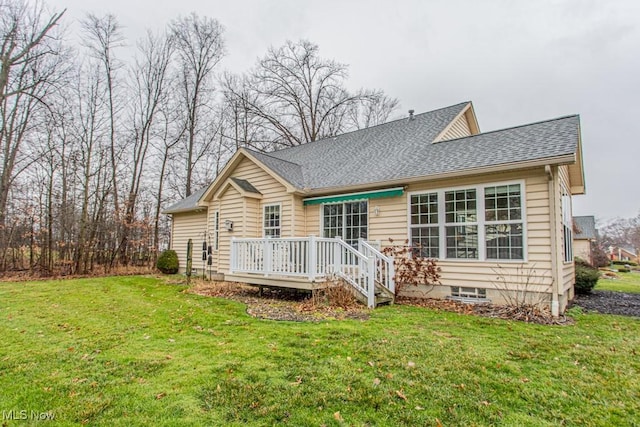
[
  {"left": 407, "top": 179, "right": 528, "bottom": 263},
  {"left": 319, "top": 199, "right": 369, "bottom": 244},
  {"left": 262, "top": 203, "right": 282, "bottom": 238}
]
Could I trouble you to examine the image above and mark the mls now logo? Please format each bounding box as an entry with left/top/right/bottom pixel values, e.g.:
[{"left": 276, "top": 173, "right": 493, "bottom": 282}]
[{"left": 2, "top": 410, "right": 55, "bottom": 421}]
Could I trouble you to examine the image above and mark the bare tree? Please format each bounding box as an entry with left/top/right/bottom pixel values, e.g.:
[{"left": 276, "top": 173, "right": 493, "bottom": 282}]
[
  {"left": 116, "top": 30, "right": 174, "bottom": 264},
  {"left": 170, "top": 13, "right": 225, "bottom": 196},
  {"left": 80, "top": 13, "right": 124, "bottom": 232},
  {"left": 0, "top": 0, "right": 66, "bottom": 268},
  {"left": 225, "top": 40, "right": 398, "bottom": 149}
]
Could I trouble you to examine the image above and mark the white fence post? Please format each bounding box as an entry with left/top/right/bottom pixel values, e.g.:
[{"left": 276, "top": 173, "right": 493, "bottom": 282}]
[
  {"left": 333, "top": 236, "right": 342, "bottom": 275},
  {"left": 264, "top": 237, "right": 272, "bottom": 277},
  {"left": 367, "top": 255, "right": 375, "bottom": 308},
  {"left": 308, "top": 235, "right": 317, "bottom": 281}
]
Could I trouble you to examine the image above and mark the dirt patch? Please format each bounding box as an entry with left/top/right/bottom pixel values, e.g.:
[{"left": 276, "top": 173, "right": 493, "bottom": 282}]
[
  {"left": 572, "top": 290, "right": 640, "bottom": 317},
  {"left": 188, "top": 281, "right": 369, "bottom": 322}
]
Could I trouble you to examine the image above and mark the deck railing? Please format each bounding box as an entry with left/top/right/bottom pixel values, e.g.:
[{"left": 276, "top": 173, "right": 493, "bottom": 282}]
[{"left": 230, "top": 236, "right": 394, "bottom": 308}]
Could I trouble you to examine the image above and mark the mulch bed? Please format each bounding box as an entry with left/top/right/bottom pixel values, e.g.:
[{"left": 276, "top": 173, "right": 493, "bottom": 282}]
[
  {"left": 187, "top": 280, "right": 571, "bottom": 325},
  {"left": 572, "top": 290, "right": 640, "bottom": 317},
  {"left": 188, "top": 281, "right": 370, "bottom": 322}
]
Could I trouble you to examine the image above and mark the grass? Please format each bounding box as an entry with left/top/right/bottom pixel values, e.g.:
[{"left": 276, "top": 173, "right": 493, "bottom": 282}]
[
  {"left": 596, "top": 270, "right": 640, "bottom": 293},
  {"left": 0, "top": 276, "right": 638, "bottom": 426}
]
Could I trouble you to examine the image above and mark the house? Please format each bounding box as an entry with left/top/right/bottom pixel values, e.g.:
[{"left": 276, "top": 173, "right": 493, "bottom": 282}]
[
  {"left": 164, "top": 101, "right": 585, "bottom": 315},
  {"left": 607, "top": 246, "right": 638, "bottom": 263},
  {"left": 573, "top": 215, "right": 597, "bottom": 265}
]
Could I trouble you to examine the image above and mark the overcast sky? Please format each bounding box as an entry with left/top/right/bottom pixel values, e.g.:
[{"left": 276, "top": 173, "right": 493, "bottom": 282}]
[{"left": 48, "top": 0, "right": 640, "bottom": 223}]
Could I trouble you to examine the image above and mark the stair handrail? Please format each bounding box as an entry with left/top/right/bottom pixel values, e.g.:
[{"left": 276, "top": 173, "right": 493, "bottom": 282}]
[{"left": 358, "top": 239, "right": 395, "bottom": 295}]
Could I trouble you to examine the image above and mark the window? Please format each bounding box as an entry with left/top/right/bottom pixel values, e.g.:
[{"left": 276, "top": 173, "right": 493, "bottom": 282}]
[
  {"left": 213, "top": 211, "right": 219, "bottom": 250},
  {"left": 410, "top": 193, "right": 439, "bottom": 258},
  {"left": 322, "top": 201, "right": 367, "bottom": 246},
  {"left": 263, "top": 204, "right": 281, "bottom": 237},
  {"left": 409, "top": 180, "right": 526, "bottom": 261},
  {"left": 451, "top": 286, "right": 487, "bottom": 299},
  {"left": 484, "top": 184, "right": 523, "bottom": 260},
  {"left": 445, "top": 189, "right": 478, "bottom": 259},
  {"left": 561, "top": 185, "right": 572, "bottom": 262}
]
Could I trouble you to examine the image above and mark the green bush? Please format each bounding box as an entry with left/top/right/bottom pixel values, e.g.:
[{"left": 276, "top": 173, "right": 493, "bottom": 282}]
[
  {"left": 617, "top": 267, "right": 630, "bottom": 273},
  {"left": 574, "top": 263, "right": 599, "bottom": 295},
  {"left": 156, "top": 249, "right": 179, "bottom": 274},
  {"left": 612, "top": 260, "right": 638, "bottom": 266}
]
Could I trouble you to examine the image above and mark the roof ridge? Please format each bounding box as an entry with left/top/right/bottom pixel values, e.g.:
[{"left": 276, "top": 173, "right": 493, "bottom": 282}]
[
  {"left": 434, "top": 114, "right": 580, "bottom": 145},
  {"left": 270, "top": 101, "right": 471, "bottom": 154}
]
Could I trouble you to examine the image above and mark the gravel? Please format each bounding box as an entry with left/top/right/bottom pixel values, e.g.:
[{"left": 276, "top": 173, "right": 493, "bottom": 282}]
[{"left": 572, "top": 290, "right": 640, "bottom": 317}]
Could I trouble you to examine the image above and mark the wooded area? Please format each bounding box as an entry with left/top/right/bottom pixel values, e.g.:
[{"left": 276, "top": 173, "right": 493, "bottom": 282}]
[{"left": 0, "top": 0, "right": 398, "bottom": 276}]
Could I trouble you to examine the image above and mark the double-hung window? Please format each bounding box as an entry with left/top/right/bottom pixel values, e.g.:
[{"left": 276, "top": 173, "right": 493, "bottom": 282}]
[
  {"left": 263, "top": 204, "right": 281, "bottom": 238},
  {"left": 409, "top": 181, "right": 525, "bottom": 261},
  {"left": 484, "top": 184, "right": 524, "bottom": 260},
  {"left": 445, "top": 189, "right": 479, "bottom": 259},
  {"left": 409, "top": 193, "right": 439, "bottom": 258}
]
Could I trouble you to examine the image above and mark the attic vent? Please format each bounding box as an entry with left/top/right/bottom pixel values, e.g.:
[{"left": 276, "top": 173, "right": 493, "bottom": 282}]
[{"left": 408, "top": 109, "right": 415, "bottom": 120}]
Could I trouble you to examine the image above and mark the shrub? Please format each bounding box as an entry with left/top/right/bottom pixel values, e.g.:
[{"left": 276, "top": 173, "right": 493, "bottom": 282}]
[
  {"left": 381, "top": 239, "right": 441, "bottom": 296},
  {"left": 612, "top": 260, "right": 638, "bottom": 266},
  {"left": 157, "top": 250, "right": 179, "bottom": 274},
  {"left": 617, "top": 267, "right": 630, "bottom": 273},
  {"left": 575, "top": 263, "right": 599, "bottom": 295}
]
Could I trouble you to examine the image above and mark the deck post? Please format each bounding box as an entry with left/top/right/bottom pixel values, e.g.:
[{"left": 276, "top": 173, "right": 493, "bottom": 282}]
[
  {"left": 264, "top": 237, "right": 272, "bottom": 277},
  {"left": 367, "top": 255, "right": 376, "bottom": 308},
  {"left": 333, "top": 236, "right": 342, "bottom": 275},
  {"left": 308, "top": 235, "right": 317, "bottom": 281}
]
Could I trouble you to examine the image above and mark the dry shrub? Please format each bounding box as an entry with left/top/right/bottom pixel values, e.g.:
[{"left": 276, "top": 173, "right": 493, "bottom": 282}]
[
  {"left": 301, "top": 281, "right": 360, "bottom": 311},
  {"left": 381, "top": 239, "right": 441, "bottom": 296}
]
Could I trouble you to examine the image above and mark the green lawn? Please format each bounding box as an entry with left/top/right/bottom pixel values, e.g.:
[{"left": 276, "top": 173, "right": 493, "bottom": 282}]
[
  {"left": 1, "top": 276, "right": 638, "bottom": 426},
  {"left": 596, "top": 270, "right": 640, "bottom": 293}
]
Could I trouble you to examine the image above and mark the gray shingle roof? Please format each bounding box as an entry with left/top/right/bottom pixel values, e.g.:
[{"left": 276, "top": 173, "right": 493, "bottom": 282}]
[
  {"left": 231, "top": 177, "right": 261, "bottom": 194},
  {"left": 264, "top": 105, "right": 579, "bottom": 191},
  {"left": 165, "top": 101, "right": 581, "bottom": 213},
  {"left": 573, "top": 216, "right": 596, "bottom": 240},
  {"left": 163, "top": 186, "right": 208, "bottom": 214}
]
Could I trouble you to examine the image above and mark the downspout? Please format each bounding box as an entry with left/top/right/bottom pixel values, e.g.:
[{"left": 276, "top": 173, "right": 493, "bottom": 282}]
[{"left": 546, "top": 165, "right": 560, "bottom": 317}]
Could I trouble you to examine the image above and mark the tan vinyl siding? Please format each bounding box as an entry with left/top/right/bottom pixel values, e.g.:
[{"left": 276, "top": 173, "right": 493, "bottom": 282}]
[
  {"left": 170, "top": 210, "right": 208, "bottom": 273},
  {"left": 233, "top": 157, "right": 292, "bottom": 235},
  {"left": 573, "top": 240, "right": 591, "bottom": 263},
  {"left": 292, "top": 195, "right": 306, "bottom": 236},
  {"left": 368, "top": 193, "right": 409, "bottom": 245},
  {"left": 218, "top": 185, "right": 243, "bottom": 272},
  {"left": 438, "top": 113, "right": 472, "bottom": 141},
  {"left": 207, "top": 201, "right": 220, "bottom": 271},
  {"left": 244, "top": 198, "right": 260, "bottom": 238}
]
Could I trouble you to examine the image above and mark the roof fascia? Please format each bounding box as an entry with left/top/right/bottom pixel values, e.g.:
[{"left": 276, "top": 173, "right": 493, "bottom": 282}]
[{"left": 568, "top": 123, "right": 586, "bottom": 195}]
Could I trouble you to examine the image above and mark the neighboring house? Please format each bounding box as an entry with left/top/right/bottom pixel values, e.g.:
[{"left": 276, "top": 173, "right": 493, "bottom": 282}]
[
  {"left": 164, "top": 101, "right": 585, "bottom": 315},
  {"left": 608, "top": 246, "right": 638, "bottom": 263},
  {"left": 573, "top": 215, "right": 597, "bottom": 265}
]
